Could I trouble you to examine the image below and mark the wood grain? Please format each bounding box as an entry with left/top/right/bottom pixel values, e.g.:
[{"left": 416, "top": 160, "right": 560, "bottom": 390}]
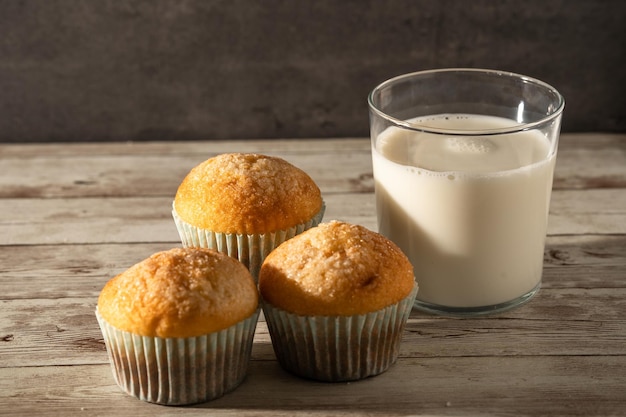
[
  {"left": 1, "top": 288, "right": 625, "bottom": 368},
  {"left": 1, "top": 357, "right": 624, "bottom": 416},
  {"left": 0, "top": 187, "right": 624, "bottom": 246},
  {"left": 1, "top": 135, "right": 625, "bottom": 416},
  {"left": 0, "top": 235, "right": 623, "bottom": 301},
  {"left": 0, "top": 134, "right": 624, "bottom": 199}
]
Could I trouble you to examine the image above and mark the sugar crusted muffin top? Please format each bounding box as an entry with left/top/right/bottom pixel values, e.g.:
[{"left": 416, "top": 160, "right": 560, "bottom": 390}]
[
  {"left": 97, "top": 247, "right": 258, "bottom": 338},
  {"left": 173, "top": 153, "right": 323, "bottom": 234},
  {"left": 258, "top": 221, "right": 415, "bottom": 316}
]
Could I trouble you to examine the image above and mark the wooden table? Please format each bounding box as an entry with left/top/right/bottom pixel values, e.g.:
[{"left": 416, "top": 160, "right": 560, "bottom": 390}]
[{"left": 1, "top": 134, "right": 625, "bottom": 416}]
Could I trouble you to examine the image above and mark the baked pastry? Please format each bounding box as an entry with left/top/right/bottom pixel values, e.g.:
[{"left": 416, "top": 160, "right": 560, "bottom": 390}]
[
  {"left": 96, "top": 247, "right": 260, "bottom": 405},
  {"left": 172, "top": 153, "right": 325, "bottom": 279},
  {"left": 258, "top": 221, "right": 418, "bottom": 382}
]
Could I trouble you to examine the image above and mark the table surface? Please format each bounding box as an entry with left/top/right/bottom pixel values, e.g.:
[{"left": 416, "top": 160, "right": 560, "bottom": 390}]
[{"left": 1, "top": 134, "right": 625, "bottom": 416}]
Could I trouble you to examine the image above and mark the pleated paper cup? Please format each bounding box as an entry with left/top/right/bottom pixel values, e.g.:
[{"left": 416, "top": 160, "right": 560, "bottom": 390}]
[
  {"left": 262, "top": 283, "right": 418, "bottom": 382},
  {"left": 95, "top": 308, "right": 260, "bottom": 405},
  {"left": 172, "top": 202, "right": 325, "bottom": 280}
]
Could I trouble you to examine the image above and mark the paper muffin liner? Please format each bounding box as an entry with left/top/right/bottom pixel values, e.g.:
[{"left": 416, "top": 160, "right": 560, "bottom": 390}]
[
  {"left": 171, "top": 201, "right": 325, "bottom": 280},
  {"left": 262, "top": 283, "right": 418, "bottom": 382},
  {"left": 95, "top": 308, "right": 260, "bottom": 405}
]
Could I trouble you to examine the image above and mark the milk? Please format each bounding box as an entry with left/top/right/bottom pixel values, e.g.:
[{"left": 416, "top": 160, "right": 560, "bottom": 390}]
[{"left": 372, "top": 114, "right": 556, "bottom": 308}]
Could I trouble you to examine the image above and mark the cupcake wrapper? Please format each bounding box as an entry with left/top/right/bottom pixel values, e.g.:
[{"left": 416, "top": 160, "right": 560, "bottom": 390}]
[
  {"left": 172, "top": 202, "right": 325, "bottom": 280},
  {"left": 262, "top": 283, "right": 418, "bottom": 382},
  {"left": 96, "top": 309, "right": 260, "bottom": 405}
]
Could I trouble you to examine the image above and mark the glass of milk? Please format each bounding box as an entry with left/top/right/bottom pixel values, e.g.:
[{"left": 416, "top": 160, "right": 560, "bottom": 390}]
[{"left": 368, "top": 68, "right": 564, "bottom": 316}]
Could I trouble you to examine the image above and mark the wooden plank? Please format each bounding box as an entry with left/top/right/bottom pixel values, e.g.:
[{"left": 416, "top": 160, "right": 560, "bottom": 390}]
[
  {"left": 0, "top": 297, "right": 272, "bottom": 368},
  {"left": 0, "top": 196, "right": 180, "bottom": 246},
  {"left": 548, "top": 189, "right": 626, "bottom": 235},
  {"left": 0, "top": 137, "right": 372, "bottom": 158},
  {"left": 543, "top": 235, "right": 626, "bottom": 289},
  {"left": 0, "top": 188, "right": 624, "bottom": 246},
  {"left": 0, "top": 150, "right": 374, "bottom": 198},
  {"left": 0, "top": 243, "right": 174, "bottom": 300},
  {"left": 0, "top": 134, "right": 624, "bottom": 199},
  {"left": 0, "top": 194, "right": 376, "bottom": 246},
  {"left": 1, "top": 287, "right": 625, "bottom": 368},
  {"left": 0, "top": 235, "right": 624, "bottom": 301},
  {"left": 0, "top": 133, "right": 622, "bottom": 158},
  {"left": 1, "top": 356, "right": 624, "bottom": 416},
  {"left": 554, "top": 135, "right": 626, "bottom": 190}
]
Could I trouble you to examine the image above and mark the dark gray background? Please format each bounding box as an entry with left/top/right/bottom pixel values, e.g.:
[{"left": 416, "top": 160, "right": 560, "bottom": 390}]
[{"left": 0, "top": 0, "right": 624, "bottom": 142}]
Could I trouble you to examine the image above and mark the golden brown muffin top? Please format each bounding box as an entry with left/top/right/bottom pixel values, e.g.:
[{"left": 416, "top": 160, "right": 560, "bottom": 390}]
[
  {"left": 173, "top": 153, "right": 323, "bottom": 234},
  {"left": 258, "top": 221, "right": 415, "bottom": 316},
  {"left": 97, "top": 247, "right": 258, "bottom": 338}
]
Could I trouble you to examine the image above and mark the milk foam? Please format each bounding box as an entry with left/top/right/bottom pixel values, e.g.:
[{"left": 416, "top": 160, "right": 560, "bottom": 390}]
[{"left": 445, "top": 137, "right": 496, "bottom": 154}]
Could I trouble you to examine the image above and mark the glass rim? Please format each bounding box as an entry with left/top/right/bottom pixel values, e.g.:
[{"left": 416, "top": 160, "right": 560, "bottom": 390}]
[{"left": 367, "top": 68, "right": 565, "bottom": 136}]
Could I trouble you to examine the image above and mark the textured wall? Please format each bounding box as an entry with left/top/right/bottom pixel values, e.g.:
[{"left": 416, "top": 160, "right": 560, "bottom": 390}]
[{"left": 0, "top": 0, "right": 624, "bottom": 142}]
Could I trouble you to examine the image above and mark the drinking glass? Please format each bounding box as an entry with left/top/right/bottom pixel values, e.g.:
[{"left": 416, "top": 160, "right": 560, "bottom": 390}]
[{"left": 368, "top": 68, "right": 565, "bottom": 316}]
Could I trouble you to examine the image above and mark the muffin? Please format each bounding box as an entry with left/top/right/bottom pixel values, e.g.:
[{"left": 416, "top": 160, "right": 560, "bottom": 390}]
[
  {"left": 95, "top": 247, "right": 260, "bottom": 405},
  {"left": 258, "top": 221, "right": 418, "bottom": 382},
  {"left": 172, "top": 153, "right": 325, "bottom": 279}
]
